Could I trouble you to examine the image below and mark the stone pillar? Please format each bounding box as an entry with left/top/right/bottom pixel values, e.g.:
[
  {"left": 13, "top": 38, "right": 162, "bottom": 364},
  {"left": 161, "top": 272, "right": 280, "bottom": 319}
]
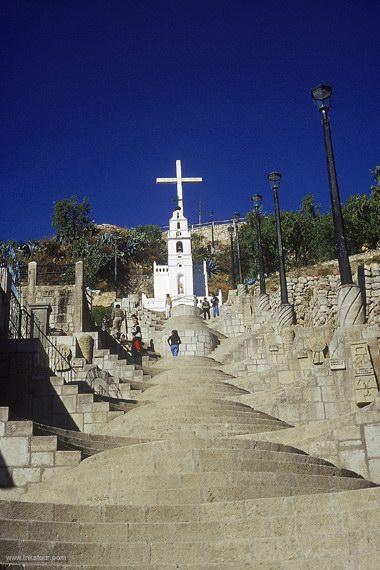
[
  {"left": 77, "top": 334, "right": 94, "bottom": 364},
  {"left": 257, "top": 293, "right": 271, "bottom": 313},
  {"left": 27, "top": 261, "right": 37, "bottom": 305},
  {"left": 282, "top": 326, "right": 295, "bottom": 351},
  {"left": 29, "top": 303, "right": 52, "bottom": 337},
  {"left": 0, "top": 268, "right": 11, "bottom": 338},
  {"left": 237, "top": 284, "right": 247, "bottom": 296},
  {"left": 337, "top": 284, "right": 365, "bottom": 327},
  {"left": 277, "top": 303, "right": 296, "bottom": 330},
  {"left": 241, "top": 296, "right": 253, "bottom": 330},
  {"left": 73, "top": 261, "right": 84, "bottom": 332}
]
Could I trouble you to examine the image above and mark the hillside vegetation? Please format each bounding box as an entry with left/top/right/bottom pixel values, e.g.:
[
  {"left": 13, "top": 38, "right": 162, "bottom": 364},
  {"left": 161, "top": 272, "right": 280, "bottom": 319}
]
[{"left": 1, "top": 166, "right": 379, "bottom": 296}]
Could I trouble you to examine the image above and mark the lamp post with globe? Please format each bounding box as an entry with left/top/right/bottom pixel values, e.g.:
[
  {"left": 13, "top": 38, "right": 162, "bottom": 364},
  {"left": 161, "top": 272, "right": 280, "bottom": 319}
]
[
  {"left": 228, "top": 225, "right": 237, "bottom": 290},
  {"left": 311, "top": 84, "right": 364, "bottom": 326},
  {"left": 267, "top": 172, "right": 295, "bottom": 328}
]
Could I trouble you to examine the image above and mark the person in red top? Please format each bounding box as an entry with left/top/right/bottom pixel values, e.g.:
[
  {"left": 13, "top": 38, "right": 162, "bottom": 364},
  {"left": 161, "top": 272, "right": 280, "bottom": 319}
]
[{"left": 131, "top": 315, "right": 142, "bottom": 364}]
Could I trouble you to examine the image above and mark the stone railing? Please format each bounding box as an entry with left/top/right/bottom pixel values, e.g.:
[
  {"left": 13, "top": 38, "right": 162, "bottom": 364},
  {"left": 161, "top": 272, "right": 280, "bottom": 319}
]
[{"left": 21, "top": 261, "right": 93, "bottom": 334}]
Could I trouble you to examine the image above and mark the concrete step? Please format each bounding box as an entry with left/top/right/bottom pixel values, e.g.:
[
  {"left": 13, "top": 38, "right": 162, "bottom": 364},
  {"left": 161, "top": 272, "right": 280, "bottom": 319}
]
[
  {"left": 92, "top": 402, "right": 110, "bottom": 413},
  {"left": 93, "top": 349, "right": 110, "bottom": 357},
  {"left": 1, "top": 531, "right": 379, "bottom": 565},
  {"left": 32, "top": 423, "right": 146, "bottom": 456},
  {"left": 4, "top": 420, "right": 33, "bottom": 436},
  {"left": 48, "top": 376, "right": 65, "bottom": 387},
  {"left": 0, "top": 406, "right": 9, "bottom": 422},
  {"left": 0, "top": 510, "right": 378, "bottom": 546},
  {"left": 107, "top": 411, "right": 125, "bottom": 421},
  {"left": 1, "top": 486, "right": 379, "bottom": 523},
  {"left": 61, "top": 384, "right": 79, "bottom": 396}
]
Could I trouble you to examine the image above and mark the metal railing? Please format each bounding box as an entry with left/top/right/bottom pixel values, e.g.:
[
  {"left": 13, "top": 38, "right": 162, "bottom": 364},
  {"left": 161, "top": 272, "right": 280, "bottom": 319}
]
[
  {"left": 35, "top": 263, "right": 75, "bottom": 286},
  {"left": 8, "top": 290, "right": 32, "bottom": 339},
  {"left": 0, "top": 265, "right": 8, "bottom": 293},
  {"left": 7, "top": 290, "right": 75, "bottom": 383},
  {"left": 31, "top": 314, "right": 76, "bottom": 384}
]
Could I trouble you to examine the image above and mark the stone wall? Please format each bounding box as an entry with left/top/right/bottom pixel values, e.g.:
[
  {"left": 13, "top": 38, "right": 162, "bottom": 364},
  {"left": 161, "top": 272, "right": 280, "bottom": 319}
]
[
  {"left": 242, "top": 261, "right": 380, "bottom": 329},
  {"left": 212, "top": 308, "right": 380, "bottom": 481},
  {"left": 21, "top": 261, "right": 93, "bottom": 334},
  {"left": 190, "top": 221, "right": 246, "bottom": 247},
  {"left": 21, "top": 284, "right": 75, "bottom": 334}
]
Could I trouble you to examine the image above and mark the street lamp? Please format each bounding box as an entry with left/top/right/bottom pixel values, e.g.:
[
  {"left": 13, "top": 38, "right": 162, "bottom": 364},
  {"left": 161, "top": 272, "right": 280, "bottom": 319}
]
[
  {"left": 232, "top": 212, "right": 243, "bottom": 284},
  {"left": 267, "top": 172, "right": 289, "bottom": 305},
  {"left": 227, "top": 225, "right": 237, "bottom": 289},
  {"left": 210, "top": 210, "right": 215, "bottom": 253},
  {"left": 311, "top": 84, "right": 353, "bottom": 285},
  {"left": 252, "top": 193, "right": 266, "bottom": 295},
  {"left": 111, "top": 233, "right": 122, "bottom": 291}
]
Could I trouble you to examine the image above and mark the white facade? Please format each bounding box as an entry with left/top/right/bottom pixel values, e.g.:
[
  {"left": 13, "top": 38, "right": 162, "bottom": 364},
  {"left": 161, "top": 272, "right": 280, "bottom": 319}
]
[
  {"left": 153, "top": 208, "right": 194, "bottom": 300},
  {"left": 146, "top": 159, "right": 212, "bottom": 311}
]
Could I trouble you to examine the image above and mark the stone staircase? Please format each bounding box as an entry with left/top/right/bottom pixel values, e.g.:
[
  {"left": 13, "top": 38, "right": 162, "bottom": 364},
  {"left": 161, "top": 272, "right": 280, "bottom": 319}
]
[
  {"left": 30, "top": 372, "right": 125, "bottom": 433},
  {"left": 0, "top": 407, "right": 81, "bottom": 491},
  {"left": 1, "top": 329, "right": 378, "bottom": 567},
  {"left": 127, "top": 309, "right": 166, "bottom": 351},
  {"left": 0, "top": 486, "right": 379, "bottom": 567},
  {"left": 32, "top": 421, "right": 148, "bottom": 457},
  {"left": 208, "top": 329, "right": 349, "bottom": 421}
]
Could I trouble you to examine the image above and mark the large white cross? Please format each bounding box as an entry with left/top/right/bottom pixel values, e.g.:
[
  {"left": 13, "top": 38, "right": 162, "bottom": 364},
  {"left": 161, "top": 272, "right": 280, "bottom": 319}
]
[{"left": 156, "top": 160, "right": 202, "bottom": 212}]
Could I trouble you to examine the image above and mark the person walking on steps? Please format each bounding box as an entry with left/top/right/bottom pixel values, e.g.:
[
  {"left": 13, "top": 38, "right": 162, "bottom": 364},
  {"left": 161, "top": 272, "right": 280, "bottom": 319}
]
[
  {"left": 211, "top": 294, "right": 220, "bottom": 318},
  {"left": 111, "top": 304, "right": 125, "bottom": 339},
  {"left": 165, "top": 293, "right": 172, "bottom": 320},
  {"left": 131, "top": 315, "right": 143, "bottom": 365},
  {"left": 201, "top": 297, "right": 211, "bottom": 320},
  {"left": 167, "top": 329, "right": 181, "bottom": 357}
]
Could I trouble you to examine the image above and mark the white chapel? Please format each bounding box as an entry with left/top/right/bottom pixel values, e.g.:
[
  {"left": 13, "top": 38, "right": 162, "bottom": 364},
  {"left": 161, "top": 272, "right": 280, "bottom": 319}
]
[{"left": 142, "top": 160, "right": 209, "bottom": 311}]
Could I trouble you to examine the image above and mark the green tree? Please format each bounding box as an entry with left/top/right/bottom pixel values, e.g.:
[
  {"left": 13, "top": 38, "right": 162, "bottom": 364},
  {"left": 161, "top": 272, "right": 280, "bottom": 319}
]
[
  {"left": 52, "top": 196, "right": 93, "bottom": 245},
  {"left": 342, "top": 167, "right": 380, "bottom": 252},
  {"left": 239, "top": 194, "right": 336, "bottom": 280}
]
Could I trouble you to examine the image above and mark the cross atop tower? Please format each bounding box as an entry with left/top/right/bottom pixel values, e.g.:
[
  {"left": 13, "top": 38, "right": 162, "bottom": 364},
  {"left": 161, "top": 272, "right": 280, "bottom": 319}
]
[{"left": 156, "top": 160, "right": 202, "bottom": 212}]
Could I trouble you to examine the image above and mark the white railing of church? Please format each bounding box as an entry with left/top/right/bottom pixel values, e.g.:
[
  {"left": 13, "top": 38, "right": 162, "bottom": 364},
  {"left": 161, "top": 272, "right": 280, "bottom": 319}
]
[{"left": 161, "top": 217, "right": 246, "bottom": 231}]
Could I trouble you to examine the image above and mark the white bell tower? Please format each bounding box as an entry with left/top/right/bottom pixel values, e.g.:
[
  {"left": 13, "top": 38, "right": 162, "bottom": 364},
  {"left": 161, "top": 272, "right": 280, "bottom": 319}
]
[
  {"left": 168, "top": 208, "right": 193, "bottom": 296},
  {"left": 152, "top": 159, "right": 204, "bottom": 305}
]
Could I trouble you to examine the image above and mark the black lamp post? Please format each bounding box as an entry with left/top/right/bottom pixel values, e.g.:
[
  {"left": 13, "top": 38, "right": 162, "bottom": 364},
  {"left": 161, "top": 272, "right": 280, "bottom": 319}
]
[
  {"left": 210, "top": 210, "right": 215, "bottom": 252},
  {"left": 268, "top": 172, "right": 289, "bottom": 305},
  {"left": 232, "top": 212, "right": 243, "bottom": 284},
  {"left": 311, "top": 84, "right": 353, "bottom": 285},
  {"left": 252, "top": 193, "right": 266, "bottom": 295},
  {"left": 111, "top": 233, "right": 122, "bottom": 291},
  {"left": 228, "top": 225, "right": 237, "bottom": 289}
]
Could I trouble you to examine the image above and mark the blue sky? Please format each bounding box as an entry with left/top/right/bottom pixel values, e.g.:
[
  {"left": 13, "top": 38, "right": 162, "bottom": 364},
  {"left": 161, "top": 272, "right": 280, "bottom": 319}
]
[{"left": 1, "top": 0, "right": 379, "bottom": 241}]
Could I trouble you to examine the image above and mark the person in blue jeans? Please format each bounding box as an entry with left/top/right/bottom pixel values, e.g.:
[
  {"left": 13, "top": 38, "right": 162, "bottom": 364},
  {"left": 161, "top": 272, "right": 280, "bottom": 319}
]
[
  {"left": 211, "top": 294, "right": 220, "bottom": 318},
  {"left": 168, "top": 329, "right": 181, "bottom": 357}
]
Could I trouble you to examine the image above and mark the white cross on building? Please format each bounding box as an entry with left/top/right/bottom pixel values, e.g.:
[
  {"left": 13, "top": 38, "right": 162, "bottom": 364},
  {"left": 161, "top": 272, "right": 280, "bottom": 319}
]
[{"left": 156, "top": 160, "right": 202, "bottom": 212}]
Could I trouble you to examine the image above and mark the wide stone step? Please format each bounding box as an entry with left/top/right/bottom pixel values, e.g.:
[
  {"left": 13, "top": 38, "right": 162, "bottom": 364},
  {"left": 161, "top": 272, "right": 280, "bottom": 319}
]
[
  {"left": 180, "top": 446, "right": 333, "bottom": 467},
  {"left": 53, "top": 472, "right": 370, "bottom": 503},
  {"left": 1, "top": 509, "right": 378, "bottom": 546},
  {"left": 2, "top": 486, "right": 379, "bottom": 523},
  {"left": 1, "top": 530, "right": 379, "bottom": 565},
  {"left": 4, "top": 554, "right": 380, "bottom": 569},
  {"left": 176, "top": 437, "right": 311, "bottom": 455},
  {"left": 69, "top": 469, "right": 365, "bottom": 494},
  {"left": 127, "top": 415, "right": 287, "bottom": 427},
  {"left": 137, "top": 407, "right": 284, "bottom": 419},
  {"left": 3, "top": 420, "right": 33, "bottom": 436},
  {"left": 32, "top": 422, "right": 146, "bottom": 455},
  {"left": 124, "top": 419, "right": 288, "bottom": 430},
  {"left": 118, "top": 425, "right": 289, "bottom": 438}
]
